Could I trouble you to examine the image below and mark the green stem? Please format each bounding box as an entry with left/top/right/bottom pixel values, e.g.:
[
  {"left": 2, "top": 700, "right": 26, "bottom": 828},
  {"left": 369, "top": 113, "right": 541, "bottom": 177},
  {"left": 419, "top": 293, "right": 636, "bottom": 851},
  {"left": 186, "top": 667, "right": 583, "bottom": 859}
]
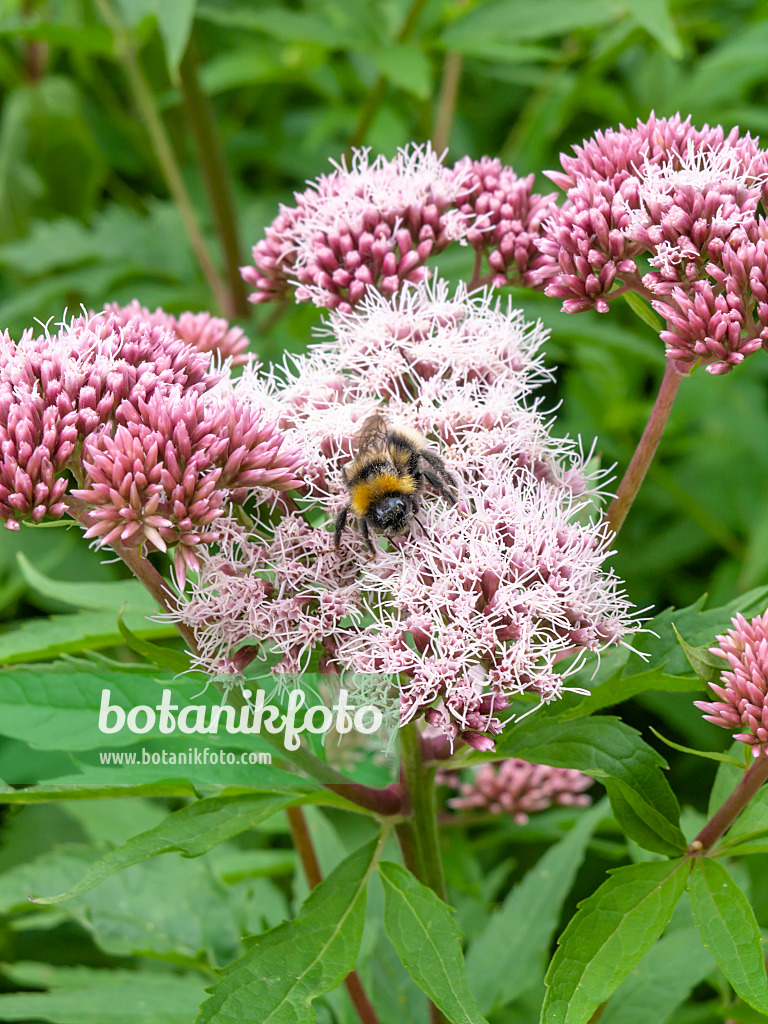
[
  {"left": 400, "top": 722, "right": 446, "bottom": 899},
  {"left": 605, "top": 359, "right": 684, "bottom": 535},
  {"left": 179, "top": 40, "right": 249, "bottom": 318},
  {"left": 94, "top": 0, "right": 231, "bottom": 315}
]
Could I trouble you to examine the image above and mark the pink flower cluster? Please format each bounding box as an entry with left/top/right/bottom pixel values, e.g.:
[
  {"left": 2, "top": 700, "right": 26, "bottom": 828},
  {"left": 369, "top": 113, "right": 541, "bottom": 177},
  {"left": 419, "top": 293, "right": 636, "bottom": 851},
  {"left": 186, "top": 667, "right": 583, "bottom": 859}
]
[
  {"left": 452, "top": 156, "right": 555, "bottom": 287},
  {"left": 0, "top": 304, "right": 302, "bottom": 582},
  {"left": 178, "top": 279, "right": 639, "bottom": 748},
  {"left": 242, "top": 144, "right": 473, "bottom": 313},
  {"left": 695, "top": 609, "right": 768, "bottom": 755},
  {"left": 533, "top": 113, "right": 768, "bottom": 374},
  {"left": 438, "top": 758, "right": 593, "bottom": 823},
  {"left": 243, "top": 146, "right": 558, "bottom": 313}
]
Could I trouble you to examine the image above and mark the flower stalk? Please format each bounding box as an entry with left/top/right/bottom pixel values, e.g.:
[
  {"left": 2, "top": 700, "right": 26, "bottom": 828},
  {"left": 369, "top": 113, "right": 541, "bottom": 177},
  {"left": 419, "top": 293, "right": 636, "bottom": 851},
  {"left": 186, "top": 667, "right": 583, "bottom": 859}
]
[
  {"left": 606, "top": 360, "right": 684, "bottom": 534},
  {"left": 689, "top": 752, "right": 768, "bottom": 853}
]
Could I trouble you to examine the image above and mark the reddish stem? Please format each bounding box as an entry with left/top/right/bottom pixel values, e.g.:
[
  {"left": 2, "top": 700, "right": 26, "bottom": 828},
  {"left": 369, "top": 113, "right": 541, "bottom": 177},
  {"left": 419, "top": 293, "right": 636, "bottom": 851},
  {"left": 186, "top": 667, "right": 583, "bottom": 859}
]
[
  {"left": 689, "top": 752, "right": 768, "bottom": 854},
  {"left": 605, "top": 359, "right": 684, "bottom": 534},
  {"left": 286, "top": 806, "right": 383, "bottom": 1024}
]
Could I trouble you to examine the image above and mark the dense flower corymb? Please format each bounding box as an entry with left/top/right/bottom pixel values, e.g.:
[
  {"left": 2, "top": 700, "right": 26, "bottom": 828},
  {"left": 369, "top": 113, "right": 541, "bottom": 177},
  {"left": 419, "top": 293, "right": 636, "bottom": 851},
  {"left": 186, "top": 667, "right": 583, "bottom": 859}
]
[
  {"left": 533, "top": 113, "right": 768, "bottom": 374},
  {"left": 0, "top": 305, "right": 302, "bottom": 582},
  {"left": 695, "top": 610, "right": 768, "bottom": 754},
  {"left": 178, "top": 278, "right": 640, "bottom": 748},
  {"left": 242, "top": 144, "right": 474, "bottom": 313},
  {"left": 438, "top": 758, "right": 593, "bottom": 822}
]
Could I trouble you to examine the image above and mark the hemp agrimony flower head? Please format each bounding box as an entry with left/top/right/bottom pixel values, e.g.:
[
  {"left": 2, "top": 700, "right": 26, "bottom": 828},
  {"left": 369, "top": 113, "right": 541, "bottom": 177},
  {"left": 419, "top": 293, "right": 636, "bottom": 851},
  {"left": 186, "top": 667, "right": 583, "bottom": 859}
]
[
  {"left": 0, "top": 305, "right": 302, "bottom": 584},
  {"left": 241, "top": 144, "right": 474, "bottom": 312},
  {"left": 438, "top": 758, "right": 593, "bottom": 822},
  {"left": 695, "top": 610, "right": 768, "bottom": 755},
  {"left": 532, "top": 112, "right": 768, "bottom": 374},
  {"left": 451, "top": 156, "right": 555, "bottom": 287},
  {"left": 178, "top": 278, "right": 640, "bottom": 750}
]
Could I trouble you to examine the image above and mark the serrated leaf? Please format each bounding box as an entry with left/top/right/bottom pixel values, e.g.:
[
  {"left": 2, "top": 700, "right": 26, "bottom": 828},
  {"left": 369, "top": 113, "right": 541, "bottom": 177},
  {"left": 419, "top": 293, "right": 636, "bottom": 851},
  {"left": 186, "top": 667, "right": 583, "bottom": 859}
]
[
  {"left": 540, "top": 859, "right": 690, "bottom": 1024},
  {"left": 196, "top": 837, "right": 382, "bottom": 1023},
  {"left": 599, "top": 927, "right": 713, "bottom": 1024},
  {"left": 380, "top": 861, "right": 489, "bottom": 1024},
  {"left": 467, "top": 800, "right": 607, "bottom": 1012},
  {"left": 32, "top": 791, "right": 314, "bottom": 904},
  {"left": 561, "top": 668, "right": 702, "bottom": 720},
  {"left": 689, "top": 857, "right": 768, "bottom": 1015},
  {"left": 494, "top": 716, "right": 686, "bottom": 854}
]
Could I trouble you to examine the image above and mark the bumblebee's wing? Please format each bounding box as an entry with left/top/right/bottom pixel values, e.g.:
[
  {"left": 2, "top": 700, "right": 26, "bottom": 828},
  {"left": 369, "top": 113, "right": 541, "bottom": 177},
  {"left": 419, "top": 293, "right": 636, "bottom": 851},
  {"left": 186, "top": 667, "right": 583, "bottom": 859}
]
[{"left": 353, "top": 414, "right": 389, "bottom": 458}]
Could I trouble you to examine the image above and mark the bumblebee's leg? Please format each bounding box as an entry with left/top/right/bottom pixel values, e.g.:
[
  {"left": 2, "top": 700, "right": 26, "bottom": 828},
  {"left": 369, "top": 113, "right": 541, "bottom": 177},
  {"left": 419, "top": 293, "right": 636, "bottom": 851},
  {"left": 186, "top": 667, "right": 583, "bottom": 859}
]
[
  {"left": 422, "top": 468, "right": 457, "bottom": 505},
  {"left": 334, "top": 505, "right": 350, "bottom": 549},
  {"left": 420, "top": 449, "right": 458, "bottom": 488},
  {"left": 360, "top": 518, "right": 376, "bottom": 555}
]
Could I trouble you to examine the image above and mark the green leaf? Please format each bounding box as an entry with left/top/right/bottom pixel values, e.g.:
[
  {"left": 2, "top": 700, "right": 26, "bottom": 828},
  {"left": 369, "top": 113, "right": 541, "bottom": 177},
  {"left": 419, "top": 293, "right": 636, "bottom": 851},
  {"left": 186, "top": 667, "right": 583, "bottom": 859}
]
[
  {"left": 467, "top": 800, "right": 607, "bottom": 1012},
  {"left": 0, "top": 662, "right": 181, "bottom": 751},
  {"left": 117, "top": 609, "right": 190, "bottom": 672},
  {"left": 196, "top": 836, "right": 382, "bottom": 1023},
  {"left": 32, "top": 791, "right": 314, "bottom": 904},
  {"left": 689, "top": 857, "right": 768, "bottom": 1015},
  {"left": 441, "top": 0, "right": 622, "bottom": 49},
  {"left": 627, "top": 587, "right": 768, "bottom": 678},
  {"left": 561, "top": 668, "right": 702, "bottom": 719},
  {"left": 622, "top": 290, "right": 665, "bottom": 333},
  {"left": 672, "top": 623, "right": 723, "bottom": 685},
  {"left": 649, "top": 727, "right": 743, "bottom": 765},
  {"left": 379, "top": 861, "right": 489, "bottom": 1024},
  {"left": 16, "top": 553, "right": 157, "bottom": 614},
  {"left": 0, "top": 967, "right": 205, "bottom": 1024},
  {"left": 0, "top": 781, "right": 198, "bottom": 801},
  {"left": 0, "top": 609, "right": 176, "bottom": 663},
  {"left": 494, "top": 716, "right": 686, "bottom": 854},
  {"left": 624, "top": 0, "right": 683, "bottom": 59},
  {"left": 540, "top": 859, "right": 690, "bottom": 1024},
  {"left": 372, "top": 44, "right": 432, "bottom": 100},
  {"left": 155, "top": 0, "right": 196, "bottom": 78},
  {"left": 598, "top": 927, "right": 713, "bottom": 1024}
]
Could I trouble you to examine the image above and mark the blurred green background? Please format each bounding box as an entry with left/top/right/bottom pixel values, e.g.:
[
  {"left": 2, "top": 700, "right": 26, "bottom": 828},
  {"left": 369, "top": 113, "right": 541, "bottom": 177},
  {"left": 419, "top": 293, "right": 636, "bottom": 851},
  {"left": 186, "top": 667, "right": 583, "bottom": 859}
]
[{"left": 0, "top": 2, "right": 767, "bottom": 1020}]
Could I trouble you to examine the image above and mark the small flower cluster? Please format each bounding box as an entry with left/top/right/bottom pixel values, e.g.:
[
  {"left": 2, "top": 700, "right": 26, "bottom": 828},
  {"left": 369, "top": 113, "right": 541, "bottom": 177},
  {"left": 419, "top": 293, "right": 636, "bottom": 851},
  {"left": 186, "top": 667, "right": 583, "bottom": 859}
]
[
  {"left": 695, "top": 609, "right": 768, "bottom": 755},
  {"left": 533, "top": 113, "right": 768, "bottom": 374},
  {"left": 242, "top": 144, "right": 473, "bottom": 313},
  {"left": 438, "top": 758, "right": 593, "bottom": 822},
  {"left": 243, "top": 146, "right": 558, "bottom": 314},
  {"left": 0, "top": 304, "right": 301, "bottom": 582},
  {"left": 178, "top": 278, "right": 640, "bottom": 748},
  {"left": 452, "top": 156, "right": 555, "bottom": 287}
]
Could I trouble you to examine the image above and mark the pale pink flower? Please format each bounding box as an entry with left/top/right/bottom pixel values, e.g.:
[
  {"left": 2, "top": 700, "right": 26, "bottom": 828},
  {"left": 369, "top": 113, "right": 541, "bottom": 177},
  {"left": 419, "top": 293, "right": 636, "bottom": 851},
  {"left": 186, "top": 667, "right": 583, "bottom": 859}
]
[
  {"left": 178, "top": 279, "right": 638, "bottom": 746},
  {"left": 695, "top": 610, "right": 768, "bottom": 754},
  {"left": 242, "top": 144, "right": 473, "bottom": 312},
  {"left": 101, "top": 301, "right": 250, "bottom": 365},
  {"left": 438, "top": 758, "right": 593, "bottom": 822}
]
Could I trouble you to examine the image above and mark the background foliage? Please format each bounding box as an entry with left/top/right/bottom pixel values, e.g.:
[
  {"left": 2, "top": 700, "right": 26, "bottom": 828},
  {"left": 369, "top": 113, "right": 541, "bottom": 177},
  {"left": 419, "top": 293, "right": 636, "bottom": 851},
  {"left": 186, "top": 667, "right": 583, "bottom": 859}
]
[{"left": 1, "top": 0, "right": 768, "bottom": 1022}]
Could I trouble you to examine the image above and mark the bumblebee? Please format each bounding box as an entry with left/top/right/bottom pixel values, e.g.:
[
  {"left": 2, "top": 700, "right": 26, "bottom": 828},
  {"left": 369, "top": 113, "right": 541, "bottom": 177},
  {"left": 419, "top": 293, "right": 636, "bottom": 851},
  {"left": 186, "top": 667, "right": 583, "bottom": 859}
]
[{"left": 334, "top": 414, "right": 457, "bottom": 554}]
